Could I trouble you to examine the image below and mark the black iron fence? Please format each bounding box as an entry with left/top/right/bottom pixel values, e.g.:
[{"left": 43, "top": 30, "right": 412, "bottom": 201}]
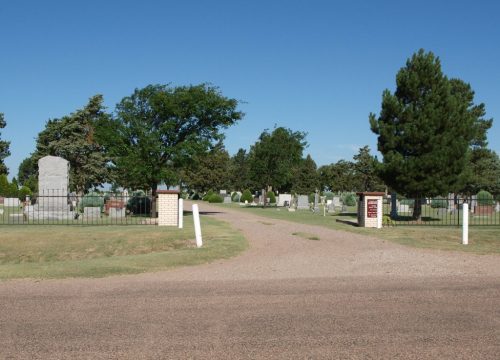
[
  {"left": 382, "top": 196, "right": 500, "bottom": 226},
  {"left": 0, "top": 191, "right": 156, "bottom": 225}
]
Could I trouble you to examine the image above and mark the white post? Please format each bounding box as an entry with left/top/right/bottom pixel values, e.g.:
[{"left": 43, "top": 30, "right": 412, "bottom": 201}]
[
  {"left": 178, "top": 198, "right": 183, "bottom": 229},
  {"left": 192, "top": 204, "right": 203, "bottom": 248},
  {"left": 462, "top": 203, "right": 469, "bottom": 245}
]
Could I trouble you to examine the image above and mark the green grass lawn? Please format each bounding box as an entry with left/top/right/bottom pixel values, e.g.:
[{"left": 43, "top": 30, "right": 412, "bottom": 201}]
[
  {"left": 0, "top": 214, "right": 247, "bottom": 280},
  {"left": 214, "top": 203, "right": 500, "bottom": 255}
]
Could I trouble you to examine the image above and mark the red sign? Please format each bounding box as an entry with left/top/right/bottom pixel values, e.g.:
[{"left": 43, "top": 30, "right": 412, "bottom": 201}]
[{"left": 367, "top": 199, "right": 378, "bottom": 218}]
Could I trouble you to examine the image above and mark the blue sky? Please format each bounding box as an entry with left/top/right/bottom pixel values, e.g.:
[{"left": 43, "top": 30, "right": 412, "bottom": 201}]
[{"left": 1, "top": 0, "right": 499, "bottom": 178}]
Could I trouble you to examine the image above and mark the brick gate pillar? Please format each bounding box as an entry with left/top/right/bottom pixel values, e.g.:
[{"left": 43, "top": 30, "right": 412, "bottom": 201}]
[{"left": 157, "top": 190, "right": 180, "bottom": 226}]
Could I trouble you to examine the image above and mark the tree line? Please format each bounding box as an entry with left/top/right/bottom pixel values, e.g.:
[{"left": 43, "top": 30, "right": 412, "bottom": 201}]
[{"left": 0, "top": 50, "right": 498, "bottom": 207}]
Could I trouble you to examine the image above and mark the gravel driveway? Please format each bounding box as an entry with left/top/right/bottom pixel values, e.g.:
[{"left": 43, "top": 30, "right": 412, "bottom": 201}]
[{"left": 1, "top": 201, "right": 499, "bottom": 359}]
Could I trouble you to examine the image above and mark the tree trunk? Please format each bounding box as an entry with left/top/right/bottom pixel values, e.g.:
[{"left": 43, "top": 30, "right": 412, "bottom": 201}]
[{"left": 412, "top": 197, "right": 422, "bottom": 221}]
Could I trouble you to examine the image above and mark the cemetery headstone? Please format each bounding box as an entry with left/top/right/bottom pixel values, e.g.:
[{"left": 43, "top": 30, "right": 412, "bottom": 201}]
[
  {"left": 223, "top": 195, "right": 232, "bottom": 204},
  {"left": 297, "top": 195, "right": 309, "bottom": 210},
  {"left": 313, "top": 192, "right": 319, "bottom": 212},
  {"left": 83, "top": 207, "right": 101, "bottom": 219},
  {"left": 277, "top": 193, "right": 292, "bottom": 207},
  {"left": 495, "top": 202, "right": 500, "bottom": 213},
  {"left": 109, "top": 207, "right": 125, "bottom": 218},
  {"left": 25, "top": 155, "right": 74, "bottom": 220}
]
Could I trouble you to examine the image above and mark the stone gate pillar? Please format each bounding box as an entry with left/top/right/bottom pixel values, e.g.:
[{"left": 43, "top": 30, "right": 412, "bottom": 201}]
[{"left": 357, "top": 192, "right": 385, "bottom": 228}]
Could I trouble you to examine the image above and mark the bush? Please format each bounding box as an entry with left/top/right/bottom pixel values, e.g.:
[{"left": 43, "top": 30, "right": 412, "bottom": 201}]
[
  {"left": 400, "top": 198, "right": 414, "bottom": 206},
  {"left": 324, "top": 192, "right": 334, "bottom": 200},
  {"left": 79, "top": 191, "right": 104, "bottom": 212},
  {"left": 207, "top": 193, "right": 223, "bottom": 203},
  {"left": 202, "top": 189, "right": 214, "bottom": 201},
  {"left": 267, "top": 191, "right": 276, "bottom": 204},
  {"left": 431, "top": 198, "right": 448, "bottom": 209},
  {"left": 240, "top": 189, "right": 253, "bottom": 203},
  {"left": 477, "top": 190, "right": 494, "bottom": 206},
  {"left": 341, "top": 192, "right": 357, "bottom": 207},
  {"left": 126, "top": 193, "right": 151, "bottom": 214},
  {"left": 231, "top": 192, "right": 240, "bottom": 202},
  {"left": 18, "top": 186, "right": 32, "bottom": 201},
  {"left": 190, "top": 192, "right": 201, "bottom": 200}
]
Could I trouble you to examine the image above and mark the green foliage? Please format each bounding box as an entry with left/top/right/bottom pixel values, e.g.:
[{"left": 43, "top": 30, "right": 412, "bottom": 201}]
[
  {"left": 24, "top": 175, "right": 38, "bottom": 193},
  {"left": 353, "top": 146, "right": 385, "bottom": 192},
  {"left": 240, "top": 189, "right": 253, "bottom": 203},
  {"left": 17, "top": 157, "right": 36, "bottom": 186},
  {"left": 477, "top": 190, "right": 494, "bottom": 206},
  {"left": 323, "top": 192, "right": 334, "bottom": 200},
  {"left": 18, "top": 186, "right": 32, "bottom": 201},
  {"left": 207, "top": 193, "right": 223, "bottom": 203},
  {"left": 229, "top": 148, "right": 251, "bottom": 191},
  {"left": 400, "top": 198, "right": 414, "bottom": 206},
  {"left": 370, "top": 49, "right": 491, "bottom": 204},
  {"left": 341, "top": 192, "right": 357, "bottom": 207},
  {"left": 34, "top": 95, "right": 110, "bottom": 193},
  {"left": 292, "top": 154, "right": 319, "bottom": 194},
  {"left": 95, "top": 84, "right": 243, "bottom": 195},
  {"left": 460, "top": 149, "right": 500, "bottom": 198},
  {"left": 0, "top": 174, "right": 9, "bottom": 196},
  {"left": 430, "top": 198, "right": 448, "bottom": 209},
  {"left": 0, "top": 113, "right": 10, "bottom": 175},
  {"left": 248, "top": 127, "right": 307, "bottom": 192},
  {"left": 126, "top": 193, "right": 152, "bottom": 214},
  {"left": 79, "top": 191, "right": 105, "bottom": 212},
  {"left": 231, "top": 192, "right": 240, "bottom": 202},
  {"left": 267, "top": 191, "right": 276, "bottom": 204},
  {"left": 182, "top": 143, "right": 231, "bottom": 193},
  {"left": 202, "top": 189, "right": 214, "bottom": 201},
  {"left": 318, "top": 160, "right": 356, "bottom": 193}
]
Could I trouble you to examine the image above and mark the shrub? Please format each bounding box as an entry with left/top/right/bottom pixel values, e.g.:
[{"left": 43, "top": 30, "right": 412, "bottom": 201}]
[
  {"left": 400, "top": 198, "right": 414, "bottom": 206},
  {"left": 323, "top": 192, "right": 334, "bottom": 200},
  {"left": 202, "top": 189, "right": 214, "bottom": 201},
  {"left": 477, "top": 190, "right": 494, "bottom": 206},
  {"left": 190, "top": 192, "right": 201, "bottom": 200},
  {"left": 18, "top": 186, "right": 32, "bottom": 201},
  {"left": 240, "top": 189, "right": 253, "bottom": 203},
  {"left": 341, "top": 192, "right": 357, "bottom": 207},
  {"left": 231, "top": 192, "right": 240, "bottom": 202},
  {"left": 431, "top": 198, "right": 448, "bottom": 209},
  {"left": 267, "top": 191, "right": 276, "bottom": 204},
  {"left": 79, "top": 191, "right": 104, "bottom": 212},
  {"left": 126, "top": 192, "right": 151, "bottom": 214},
  {"left": 207, "top": 193, "right": 223, "bottom": 203}
]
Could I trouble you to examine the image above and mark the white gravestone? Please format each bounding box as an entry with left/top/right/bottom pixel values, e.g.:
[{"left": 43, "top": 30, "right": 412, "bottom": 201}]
[
  {"left": 25, "top": 156, "right": 74, "bottom": 220},
  {"left": 277, "top": 193, "right": 292, "bottom": 207},
  {"left": 297, "top": 195, "right": 309, "bottom": 210}
]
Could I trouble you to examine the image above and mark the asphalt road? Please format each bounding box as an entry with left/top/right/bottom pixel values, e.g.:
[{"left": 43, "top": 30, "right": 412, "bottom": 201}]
[{"left": 1, "top": 202, "right": 499, "bottom": 359}]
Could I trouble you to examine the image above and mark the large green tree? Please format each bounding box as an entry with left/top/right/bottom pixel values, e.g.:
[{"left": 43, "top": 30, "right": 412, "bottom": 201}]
[
  {"left": 291, "top": 154, "right": 319, "bottom": 194},
  {"left": 369, "top": 49, "right": 492, "bottom": 218},
  {"left": 96, "top": 83, "right": 243, "bottom": 211},
  {"left": 248, "top": 127, "right": 307, "bottom": 194},
  {"left": 461, "top": 149, "right": 500, "bottom": 198},
  {"left": 0, "top": 113, "right": 11, "bottom": 175},
  {"left": 228, "top": 148, "right": 252, "bottom": 191},
  {"left": 182, "top": 143, "right": 231, "bottom": 193},
  {"left": 318, "top": 160, "right": 356, "bottom": 193},
  {"left": 34, "top": 95, "right": 110, "bottom": 194}
]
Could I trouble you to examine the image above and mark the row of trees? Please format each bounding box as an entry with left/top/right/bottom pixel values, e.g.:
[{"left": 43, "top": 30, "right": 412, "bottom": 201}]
[
  {"left": 2, "top": 50, "right": 498, "bottom": 215},
  {"left": 181, "top": 135, "right": 385, "bottom": 196}
]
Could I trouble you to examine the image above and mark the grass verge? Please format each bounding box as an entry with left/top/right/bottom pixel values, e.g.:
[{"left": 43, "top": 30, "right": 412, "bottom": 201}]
[
  {"left": 213, "top": 203, "right": 499, "bottom": 254},
  {"left": 0, "top": 214, "right": 247, "bottom": 280}
]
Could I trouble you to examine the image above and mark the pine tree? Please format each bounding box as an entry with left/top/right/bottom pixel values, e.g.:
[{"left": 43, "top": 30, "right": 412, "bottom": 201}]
[
  {"left": 34, "top": 95, "right": 110, "bottom": 194},
  {"left": 370, "top": 49, "right": 492, "bottom": 219},
  {"left": 292, "top": 154, "right": 319, "bottom": 194}
]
